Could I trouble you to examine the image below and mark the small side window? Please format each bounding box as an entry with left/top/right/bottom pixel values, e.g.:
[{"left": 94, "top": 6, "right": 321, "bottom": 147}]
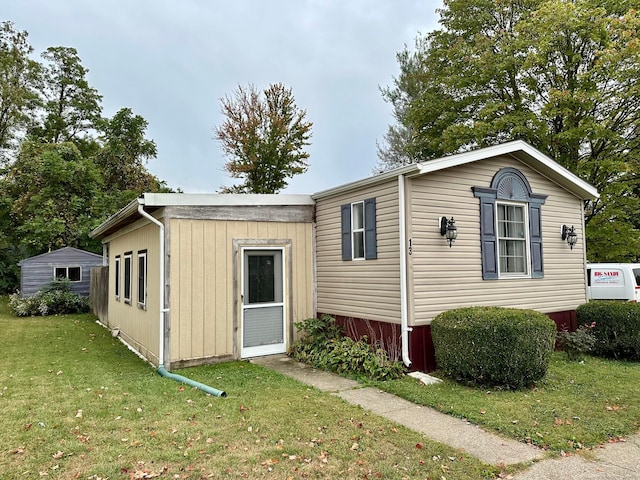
[
  {"left": 114, "top": 256, "right": 121, "bottom": 300},
  {"left": 137, "top": 250, "right": 147, "bottom": 309},
  {"left": 123, "top": 252, "right": 132, "bottom": 304},
  {"left": 633, "top": 268, "right": 640, "bottom": 287}
]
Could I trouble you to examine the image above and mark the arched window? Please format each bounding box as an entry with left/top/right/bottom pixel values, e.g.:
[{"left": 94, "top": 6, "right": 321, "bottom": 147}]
[{"left": 472, "top": 168, "right": 547, "bottom": 279}]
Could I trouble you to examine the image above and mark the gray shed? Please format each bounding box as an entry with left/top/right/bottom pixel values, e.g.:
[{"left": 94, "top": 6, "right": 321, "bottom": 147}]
[{"left": 18, "top": 247, "right": 103, "bottom": 297}]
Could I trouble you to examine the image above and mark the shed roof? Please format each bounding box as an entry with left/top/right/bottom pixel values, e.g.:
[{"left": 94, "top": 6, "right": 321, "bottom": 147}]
[
  {"left": 18, "top": 247, "right": 102, "bottom": 266},
  {"left": 90, "top": 193, "right": 315, "bottom": 240},
  {"left": 312, "top": 140, "right": 599, "bottom": 201}
]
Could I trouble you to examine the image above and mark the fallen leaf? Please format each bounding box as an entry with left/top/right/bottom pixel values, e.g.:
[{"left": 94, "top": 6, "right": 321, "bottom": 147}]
[
  {"left": 52, "top": 451, "right": 64, "bottom": 459},
  {"left": 416, "top": 443, "right": 423, "bottom": 449},
  {"left": 75, "top": 410, "right": 83, "bottom": 419},
  {"left": 480, "top": 409, "right": 486, "bottom": 415}
]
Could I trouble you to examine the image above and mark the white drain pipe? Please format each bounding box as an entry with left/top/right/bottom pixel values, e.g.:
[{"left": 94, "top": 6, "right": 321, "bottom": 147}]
[{"left": 398, "top": 175, "right": 412, "bottom": 367}]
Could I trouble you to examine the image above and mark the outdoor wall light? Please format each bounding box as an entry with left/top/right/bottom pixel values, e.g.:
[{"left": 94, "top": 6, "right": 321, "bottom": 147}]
[
  {"left": 440, "top": 216, "right": 458, "bottom": 248},
  {"left": 562, "top": 225, "right": 578, "bottom": 250}
]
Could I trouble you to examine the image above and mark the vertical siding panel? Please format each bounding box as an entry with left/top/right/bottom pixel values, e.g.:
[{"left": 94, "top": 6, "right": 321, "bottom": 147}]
[
  {"left": 178, "top": 221, "right": 192, "bottom": 360},
  {"left": 191, "top": 221, "right": 205, "bottom": 358},
  {"left": 215, "top": 221, "right": 229, "bottom": 354},
  {"left": 202, "top": 221, "right": 217, "bottom": 356}
]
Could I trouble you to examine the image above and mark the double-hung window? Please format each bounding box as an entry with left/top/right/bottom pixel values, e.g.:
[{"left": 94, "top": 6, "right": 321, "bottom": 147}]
[
  {"left": 473, "top": 167, "right": 547, "bottom": 280},
  {"left": 137, "top": 250, "right": 147, "bottom": 308},
  {"left": 351, "top": 202, "right": 365, "bottom": 259},
  {"left": 497, "top": 203, "right": 528, "bottom": 276},
  {"left": 123, "top": 252, "right": 132, "bottom": 304},
  {"left": 341, "top": 198, "right": 377, "bottom": 261}
]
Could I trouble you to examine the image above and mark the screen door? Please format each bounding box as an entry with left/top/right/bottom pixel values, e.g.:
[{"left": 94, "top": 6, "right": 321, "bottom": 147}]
[{"left": 241, "top": 248, "right": 285, "bottom": 358}]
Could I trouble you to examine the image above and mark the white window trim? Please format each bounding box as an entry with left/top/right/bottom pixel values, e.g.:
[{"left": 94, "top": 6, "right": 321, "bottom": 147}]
[
  {"left": 53, "top": 265, "right": 82, "bottom": 282},
  {"left": 114, "top": 256, "right": 121, "bottom": 301},
  {"left": 137, "top": 251, "right": 147, "bottom": 309},
  {"left": 351, "top": 201, "right": 365, "bottom": 260},
  {"left": 123, "top": 252, "right": 133, "bottom": 304},
  {"left": 496, "top": 200, "right": 531, "bottom": 279}
]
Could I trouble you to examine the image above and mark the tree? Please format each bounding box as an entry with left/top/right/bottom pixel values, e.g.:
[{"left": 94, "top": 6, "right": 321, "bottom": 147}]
[
  {"left": 5, "top": 141, "right": 103, "bottom": 256},
  {"left": 0, "top": 21, "right": 41, "bottom": 161},
  {"left": 33, "top": 46, "right": 102, "bottom": 145},
  {"left": 95, "top": 107, "right": 161, "bottom": 201},
  {"left": 378, "top": 0, "right": 640, "bottom": 261},
  {"left": 215, "top": 83, "right": 312, "bottom": 193}
]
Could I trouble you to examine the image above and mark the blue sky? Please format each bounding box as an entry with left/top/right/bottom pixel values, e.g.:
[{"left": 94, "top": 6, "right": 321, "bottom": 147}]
[{"left": 5, "top": 1, "right": 443, "bottom": 194}]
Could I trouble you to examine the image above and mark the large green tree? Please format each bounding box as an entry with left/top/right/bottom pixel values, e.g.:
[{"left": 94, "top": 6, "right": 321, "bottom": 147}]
[
  {"left": 0, "top": 21, "right": 40, "bottom": 160},
  {"left": 379, "top": 0, "right": 640, "bottom": 261},
  {"left": 5, "top": 141, "right": 103, "bottom": 256},
  {"left": 95, "top": 107, "right": 167, "bottom": 205},
  {"left": 215, "top": 83, "right": 313, "bottom": 193},
  {"left": 33, "top": 46, "right": 102, "bottom": 147}
]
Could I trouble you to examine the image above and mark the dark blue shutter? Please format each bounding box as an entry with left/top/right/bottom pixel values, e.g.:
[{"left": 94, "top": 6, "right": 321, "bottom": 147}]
[
  {"left": 479, "top": 198, "right": 498, "bottom": 279},
  {"left": 364, "top": 198, "right": 377, "bottom": 259},
  {"left": 341, "top": 203, "right": 352, "bottom": 261},
  {"left": 529, "top": 203, "right": 544, "bottom": 278}
]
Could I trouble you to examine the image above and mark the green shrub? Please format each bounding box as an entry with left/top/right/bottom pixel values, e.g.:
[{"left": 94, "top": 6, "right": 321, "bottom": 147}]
[
  {"left": 431, "top": 306, "right": 556, "bottom": 389},
  {"left": 576, "top": 301, "right": 640, "bottom": 360},
  {"left": 557, "top": 322, "right": 597, "bottom": 361},
  {"left": 289, "top": 315, "right": 405, "bottom": 381},
  {"left": 9, "top": 279, "right": 90, "bottom": 317}
]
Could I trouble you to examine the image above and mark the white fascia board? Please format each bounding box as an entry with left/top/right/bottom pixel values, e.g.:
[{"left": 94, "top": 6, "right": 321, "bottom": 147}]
[
  {"left": 142, "top": 193, "right": 315, "bottom": 206},
  {"left": 312, "top": 164, "right": 420, "bottom": 200},
  {"left": 415, "top": 140, "right": 599, "bottom": 200}
]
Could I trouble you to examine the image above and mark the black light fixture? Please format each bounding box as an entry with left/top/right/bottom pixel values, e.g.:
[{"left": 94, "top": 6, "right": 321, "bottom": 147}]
[
  {"left": 562, "top": 225, "right": 578, "bottom": 250},
  {"left": 440, "top": 217, "right": 458, "bottom": 248}
]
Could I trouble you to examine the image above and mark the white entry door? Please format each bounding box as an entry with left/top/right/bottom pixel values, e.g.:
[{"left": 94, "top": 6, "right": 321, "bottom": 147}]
[{"left": 241, "top": 248, "right": 286, "bottom": 358}]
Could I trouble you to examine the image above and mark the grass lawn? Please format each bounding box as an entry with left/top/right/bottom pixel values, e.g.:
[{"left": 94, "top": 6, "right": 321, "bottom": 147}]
[
  {"left": 374, "top": 353, "right": 640, "bottom": 454},
  {"left": 0, "top": 298, "right": 498, "bottom": 480}
]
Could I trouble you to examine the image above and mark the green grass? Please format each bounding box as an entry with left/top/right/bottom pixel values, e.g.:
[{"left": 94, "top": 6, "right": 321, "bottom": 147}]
[
  {"left": 373, "top": 353, "right": 640, "bottom": 453},
  {"left": 0, "top": 298, "right": 498, "bottom": 480}
]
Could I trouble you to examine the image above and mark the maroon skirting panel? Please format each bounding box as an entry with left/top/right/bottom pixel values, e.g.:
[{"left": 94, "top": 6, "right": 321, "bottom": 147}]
[{"left": 318, "top": 310, "right": 576, "bottom": 373}]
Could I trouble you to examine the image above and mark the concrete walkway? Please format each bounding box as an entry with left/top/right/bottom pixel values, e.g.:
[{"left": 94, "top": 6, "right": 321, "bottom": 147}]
[{"left": 251, "top": 355, "right": 640, "bottom": 479}]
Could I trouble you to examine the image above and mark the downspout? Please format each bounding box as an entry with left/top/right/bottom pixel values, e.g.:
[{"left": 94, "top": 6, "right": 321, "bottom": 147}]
[
  {"left": 398, "top": 175, "right": 412, "bottom": 367},
  {"left": 137, "top": 199, "right": 226, "bottom": 397}
]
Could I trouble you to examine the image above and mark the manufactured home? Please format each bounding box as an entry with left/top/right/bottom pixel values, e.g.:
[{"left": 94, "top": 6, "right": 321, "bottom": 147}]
[{"left": 91, "top": 141, "right": 598, "bottom": 372}]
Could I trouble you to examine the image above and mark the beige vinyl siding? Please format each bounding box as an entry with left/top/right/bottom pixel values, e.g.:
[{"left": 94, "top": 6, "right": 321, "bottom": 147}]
[
  {"left": 169, "top": 218, "right": 314, "bottom": 364},
  {"left": 408, "top": 155, "right": 587, "bottom": 325},
  {"left": 315, "top": 181, "right": 402, "bottom": 323},
  {"left": 106, "top": 221, "right": 161, "bottom": 364}
]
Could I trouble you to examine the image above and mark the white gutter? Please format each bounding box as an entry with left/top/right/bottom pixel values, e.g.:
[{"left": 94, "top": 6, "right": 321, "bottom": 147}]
[
  {"left": 398, "top": 174, "right": 412, "bottom": 367},
  {"left": 137, "top": 199, "right": 168, "bottom": 368}
]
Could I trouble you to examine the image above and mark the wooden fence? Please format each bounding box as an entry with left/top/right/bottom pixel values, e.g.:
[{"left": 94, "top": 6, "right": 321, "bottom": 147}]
[{"left": 90, "top": 266, "right": 108, "bottom": 324}]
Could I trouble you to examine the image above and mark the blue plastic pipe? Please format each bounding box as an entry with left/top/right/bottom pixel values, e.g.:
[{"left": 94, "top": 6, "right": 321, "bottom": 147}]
[{"left": 157, "top": 366, "right": 227, "bottom": 397}]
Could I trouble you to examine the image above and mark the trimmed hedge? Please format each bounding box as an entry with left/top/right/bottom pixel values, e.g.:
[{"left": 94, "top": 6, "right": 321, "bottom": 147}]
[
  {"left": 431, "top": 306, "right": 556, "bottom": 389},
  {"left": 576, "top": 301, "right": 640, "bottom": 360}
]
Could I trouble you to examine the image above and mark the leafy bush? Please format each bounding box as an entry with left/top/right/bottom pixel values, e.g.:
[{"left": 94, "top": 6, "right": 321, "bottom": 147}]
[
  {"left": 431, "top": 306, "right": 556, "bottom": 389},
  {"left": 557, "top": 322, "right": 597, "bottom": 361},
  {"left": 9, "top": 279, "right": 90, "bottom": 317},
  {"left": 289, "top": 314, "right": 405, "bottom": 381},
  {"left": 577, "top": 301, "right": 640, "bottom": 360}
]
